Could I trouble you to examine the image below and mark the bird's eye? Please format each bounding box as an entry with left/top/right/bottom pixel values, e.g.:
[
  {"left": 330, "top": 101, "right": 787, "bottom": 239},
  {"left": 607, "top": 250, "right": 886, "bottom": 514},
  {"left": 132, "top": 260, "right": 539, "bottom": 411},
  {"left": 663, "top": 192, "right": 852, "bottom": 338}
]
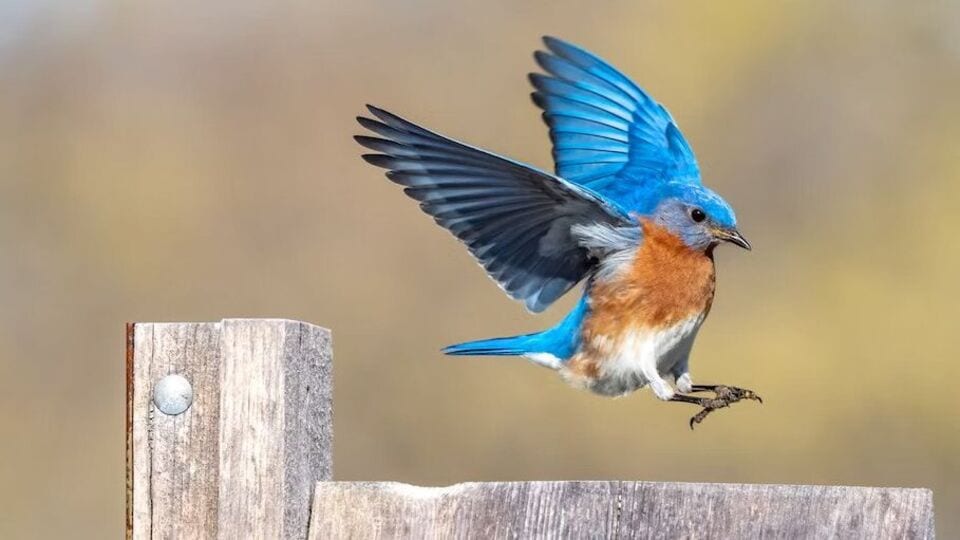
[{"left": 690, "top": 208, "right": 706, "bottom": 223}]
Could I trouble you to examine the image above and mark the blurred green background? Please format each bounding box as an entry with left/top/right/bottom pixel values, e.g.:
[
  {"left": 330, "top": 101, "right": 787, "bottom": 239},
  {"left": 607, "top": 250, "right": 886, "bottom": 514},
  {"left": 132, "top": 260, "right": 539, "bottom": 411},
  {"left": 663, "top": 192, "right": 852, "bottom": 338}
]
[{"left": 2, "top": 0, "right": 959, "bottom": 537}]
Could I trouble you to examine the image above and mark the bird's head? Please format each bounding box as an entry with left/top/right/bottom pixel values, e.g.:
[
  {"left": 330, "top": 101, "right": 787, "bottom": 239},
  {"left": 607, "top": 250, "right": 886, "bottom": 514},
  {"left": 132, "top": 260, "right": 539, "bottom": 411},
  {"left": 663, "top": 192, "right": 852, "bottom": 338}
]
[{"left": 650, "top": 184, "right": 750, "bottom": 252}]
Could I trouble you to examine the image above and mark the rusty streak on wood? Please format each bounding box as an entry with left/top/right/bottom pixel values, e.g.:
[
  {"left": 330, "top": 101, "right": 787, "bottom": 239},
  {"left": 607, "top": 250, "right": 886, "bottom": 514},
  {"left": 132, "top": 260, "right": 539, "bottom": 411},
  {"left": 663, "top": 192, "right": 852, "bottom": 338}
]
[
  {"left": 125, "top": 322, "right": 135, "bottom": 540},
  {"left": 307, "top": 481, "right": 935, "bottom": 539}
]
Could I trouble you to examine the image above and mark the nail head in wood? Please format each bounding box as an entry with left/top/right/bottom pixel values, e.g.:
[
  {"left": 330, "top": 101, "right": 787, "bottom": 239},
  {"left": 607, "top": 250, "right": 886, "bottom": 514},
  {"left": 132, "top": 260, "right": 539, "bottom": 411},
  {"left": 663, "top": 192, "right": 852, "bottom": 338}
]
[{"left": 153, "top": 374, "right": 193, "bottom": 416}]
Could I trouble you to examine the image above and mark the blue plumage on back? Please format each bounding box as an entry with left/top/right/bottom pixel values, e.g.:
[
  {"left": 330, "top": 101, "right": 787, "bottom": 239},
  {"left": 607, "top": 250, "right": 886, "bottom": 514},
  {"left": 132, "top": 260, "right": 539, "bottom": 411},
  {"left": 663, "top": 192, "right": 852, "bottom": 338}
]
[{"left": 531, "top": 36, "right": 701, "bottom": 211}]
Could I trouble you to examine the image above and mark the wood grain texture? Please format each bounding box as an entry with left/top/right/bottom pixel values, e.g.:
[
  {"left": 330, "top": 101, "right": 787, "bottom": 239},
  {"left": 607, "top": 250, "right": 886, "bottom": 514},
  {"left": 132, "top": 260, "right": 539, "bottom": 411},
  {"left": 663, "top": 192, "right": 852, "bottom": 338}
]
[
  {"left": 217, "top": 319, "right": 333, "bottom": 539},
  {"left": 307, "top": 481, "right": 935, "bottom": 539},
  {"left": 130, "top": 322, "right": 222, "bottom": 540},
  {"left": 127, "top": 319, "right": 332, "bottom": 540}
]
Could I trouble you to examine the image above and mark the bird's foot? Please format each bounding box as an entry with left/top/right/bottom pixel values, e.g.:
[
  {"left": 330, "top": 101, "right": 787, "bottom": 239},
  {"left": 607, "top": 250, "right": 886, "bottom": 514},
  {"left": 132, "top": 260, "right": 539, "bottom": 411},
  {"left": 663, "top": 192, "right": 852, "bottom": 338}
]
[{"left": 669, "top": 384, "right": 762, "bottom": 429}]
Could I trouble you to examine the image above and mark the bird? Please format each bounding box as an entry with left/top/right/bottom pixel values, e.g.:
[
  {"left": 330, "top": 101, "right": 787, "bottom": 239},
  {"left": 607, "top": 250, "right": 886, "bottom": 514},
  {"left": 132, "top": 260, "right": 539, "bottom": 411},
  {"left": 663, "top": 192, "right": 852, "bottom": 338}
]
[{"left": 355, "top": 36, "right": 760, "bottom": 426}]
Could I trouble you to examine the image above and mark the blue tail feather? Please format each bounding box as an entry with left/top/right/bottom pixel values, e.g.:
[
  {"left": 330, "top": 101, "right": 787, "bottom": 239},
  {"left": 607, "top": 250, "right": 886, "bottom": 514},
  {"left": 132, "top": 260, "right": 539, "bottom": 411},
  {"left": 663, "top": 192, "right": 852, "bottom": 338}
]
[
  {"left": 443, "top": 334, "right": 539, "bottom": 356},
  {"left": 442, "top": 293, "right": 590, "bottom": 359}
]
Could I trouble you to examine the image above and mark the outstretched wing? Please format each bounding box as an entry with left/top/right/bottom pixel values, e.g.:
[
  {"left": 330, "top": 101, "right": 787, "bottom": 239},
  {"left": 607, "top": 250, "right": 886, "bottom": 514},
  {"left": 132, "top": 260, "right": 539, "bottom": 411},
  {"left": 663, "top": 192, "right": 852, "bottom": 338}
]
[
  {"left": 530, "top": 36, "right": 701, "bottom": 206},
  {"left": 356, "top": 105, "right": 631, "bottom": 313}
]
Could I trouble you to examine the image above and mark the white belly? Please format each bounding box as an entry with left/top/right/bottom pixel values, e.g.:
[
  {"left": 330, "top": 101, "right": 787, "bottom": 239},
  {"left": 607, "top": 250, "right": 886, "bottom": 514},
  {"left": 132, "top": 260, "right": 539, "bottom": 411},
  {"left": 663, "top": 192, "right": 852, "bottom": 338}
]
[{"left": 580, "top": 314, "right": 705, "bottom": 396}]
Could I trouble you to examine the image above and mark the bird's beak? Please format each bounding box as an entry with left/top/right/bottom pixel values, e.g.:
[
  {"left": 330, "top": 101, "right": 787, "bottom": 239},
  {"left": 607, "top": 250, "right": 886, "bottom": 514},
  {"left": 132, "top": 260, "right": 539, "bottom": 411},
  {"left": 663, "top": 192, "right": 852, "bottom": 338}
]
[{"left": 713, "top": 227, "right": 751, "bottom": 250}]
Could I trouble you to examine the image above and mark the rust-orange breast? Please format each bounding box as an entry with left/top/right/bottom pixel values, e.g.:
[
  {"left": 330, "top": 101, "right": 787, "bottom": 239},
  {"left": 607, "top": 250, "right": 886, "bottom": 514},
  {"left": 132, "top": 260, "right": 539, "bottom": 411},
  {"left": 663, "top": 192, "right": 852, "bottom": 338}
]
[{"left": 583, "top": 219, "right": 716, "bottom": 341}]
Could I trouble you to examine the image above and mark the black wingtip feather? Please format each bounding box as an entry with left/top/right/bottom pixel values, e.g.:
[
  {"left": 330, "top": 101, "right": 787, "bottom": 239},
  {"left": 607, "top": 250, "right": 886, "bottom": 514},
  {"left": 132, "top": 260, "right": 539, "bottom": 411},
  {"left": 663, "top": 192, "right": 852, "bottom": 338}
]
[
  {"left": 528, "top": 92, "right": 540, "bottom": 108},
  {"left": 353, "top": 134, "right": 379, "bottom": 148},
  {"left": 359, "top": 105, "right": 405, "bottom": 134},
  {"left": 533, "top": 50, "right": 552, "bottom": 70},
  {"left": 530, "top": 92, "right": 547, "bottom": 110},
  {"left": 366, "top": 104, "right": 402, "bottom": 125},
  {"left": 528, "top": 72, "right": 550, "bottom": 89},
  {"left": 354, "top": 135, "right": 394, "bottom": 152},
  {"left": 356, "top": 115, "right": 375, "bottom": 128},
  {"left": 360, "top": 153, "right": 391, "bottom": 168},
  {"left": 384, "top": 170, "right": 408, "bottom": 184},
  {"left": 356, "top": 115, "right": 390, "bottom": 135}
]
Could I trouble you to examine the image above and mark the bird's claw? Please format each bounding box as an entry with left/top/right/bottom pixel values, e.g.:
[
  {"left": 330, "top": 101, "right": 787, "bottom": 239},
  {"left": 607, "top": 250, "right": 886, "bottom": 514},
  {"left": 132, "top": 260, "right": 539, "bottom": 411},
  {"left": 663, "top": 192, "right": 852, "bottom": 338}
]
[{"left": 669, "top": 384, "right": 762, "bottom": 429}]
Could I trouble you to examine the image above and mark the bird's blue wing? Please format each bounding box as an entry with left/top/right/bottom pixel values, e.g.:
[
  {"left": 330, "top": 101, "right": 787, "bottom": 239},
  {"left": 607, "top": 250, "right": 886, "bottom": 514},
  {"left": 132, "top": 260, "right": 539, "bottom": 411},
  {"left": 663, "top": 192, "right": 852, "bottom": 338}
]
[
  {"left": 530, "top": 36, "right": 701, "bottom": 206},
  {"left": 356, "top": 105, "right": 631, "bottom": 313}
]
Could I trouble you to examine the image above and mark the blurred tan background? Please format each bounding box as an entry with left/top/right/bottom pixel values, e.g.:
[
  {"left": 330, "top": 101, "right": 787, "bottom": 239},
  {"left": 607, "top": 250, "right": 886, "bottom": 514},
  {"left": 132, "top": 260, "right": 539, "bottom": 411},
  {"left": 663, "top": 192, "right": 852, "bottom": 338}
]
[{"left": 1, "top": 0, "right": 959, "bottom": 537}]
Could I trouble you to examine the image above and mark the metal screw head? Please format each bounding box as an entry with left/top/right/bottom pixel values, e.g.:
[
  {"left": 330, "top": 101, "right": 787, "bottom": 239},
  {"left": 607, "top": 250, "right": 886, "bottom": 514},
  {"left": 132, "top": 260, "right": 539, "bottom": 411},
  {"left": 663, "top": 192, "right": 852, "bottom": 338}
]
[{"left": 154, "top": 374, "right": 193, "bottom": 415}]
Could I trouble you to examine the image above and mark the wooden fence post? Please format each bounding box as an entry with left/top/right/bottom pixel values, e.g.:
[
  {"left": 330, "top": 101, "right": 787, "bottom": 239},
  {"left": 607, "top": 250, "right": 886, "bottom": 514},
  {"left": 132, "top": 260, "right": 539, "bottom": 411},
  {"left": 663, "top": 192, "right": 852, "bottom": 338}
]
[{"left": 126, "top": 319, "right": 332, "bottom": 539}]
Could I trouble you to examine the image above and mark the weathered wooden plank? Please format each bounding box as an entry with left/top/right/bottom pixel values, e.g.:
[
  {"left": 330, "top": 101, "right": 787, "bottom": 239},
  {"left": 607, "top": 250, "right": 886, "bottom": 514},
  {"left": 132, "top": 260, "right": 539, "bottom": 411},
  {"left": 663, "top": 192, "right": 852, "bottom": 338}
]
[
  {"left": 309, "top": 482, "right": 621, "bottom": 539},
  {"left": 127, "top": 319, "right": 333, "bottom": 540},
  {"left": 616, "top": 482, "right": 934, "bottom": 539},
  {"left": 307, "top": 481, "right": 935, "bottom": 539},
  {"left": 130, "top": 322, "right": 222, "bottom": 540},
  {"left": 217, "top": 319, "right": 333, "bottom": 539}
]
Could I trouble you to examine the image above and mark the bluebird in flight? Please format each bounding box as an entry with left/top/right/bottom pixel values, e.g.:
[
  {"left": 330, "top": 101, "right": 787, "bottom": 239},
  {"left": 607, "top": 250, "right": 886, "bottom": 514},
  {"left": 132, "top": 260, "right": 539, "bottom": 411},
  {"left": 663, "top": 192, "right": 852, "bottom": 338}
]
[{"left": 356, "top": 37, "right": 760, "bottom": 423}]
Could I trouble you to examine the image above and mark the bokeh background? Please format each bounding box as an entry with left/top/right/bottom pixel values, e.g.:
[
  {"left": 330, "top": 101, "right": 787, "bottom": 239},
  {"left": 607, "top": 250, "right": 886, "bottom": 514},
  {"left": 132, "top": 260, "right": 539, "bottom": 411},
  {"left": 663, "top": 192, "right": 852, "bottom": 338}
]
[{"left": 2, "top": 0, "right": 959, "bottom": 537}]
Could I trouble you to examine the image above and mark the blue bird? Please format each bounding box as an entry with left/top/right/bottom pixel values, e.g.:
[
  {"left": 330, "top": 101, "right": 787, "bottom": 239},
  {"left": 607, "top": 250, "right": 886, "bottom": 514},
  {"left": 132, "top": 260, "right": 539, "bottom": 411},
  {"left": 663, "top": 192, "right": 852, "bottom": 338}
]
[{"left": 356, "top": 37, "right": 760, "bottom": 424}]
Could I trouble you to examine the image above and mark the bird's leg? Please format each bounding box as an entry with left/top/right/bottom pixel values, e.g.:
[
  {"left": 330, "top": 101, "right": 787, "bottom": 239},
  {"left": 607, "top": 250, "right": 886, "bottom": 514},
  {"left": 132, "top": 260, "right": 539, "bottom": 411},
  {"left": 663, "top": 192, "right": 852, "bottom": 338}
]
[
  {"left": 669, "top": 358, "right": 693, "bottom": 393},
  {"left": 639, "top": 352, "right": 675, "bottom": 401},
  {"left": 669, "top": 384, "right": 762, "bottom": 429},
  {"left": 674, "top": 372, "right": 693, "bottom": 394}
]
